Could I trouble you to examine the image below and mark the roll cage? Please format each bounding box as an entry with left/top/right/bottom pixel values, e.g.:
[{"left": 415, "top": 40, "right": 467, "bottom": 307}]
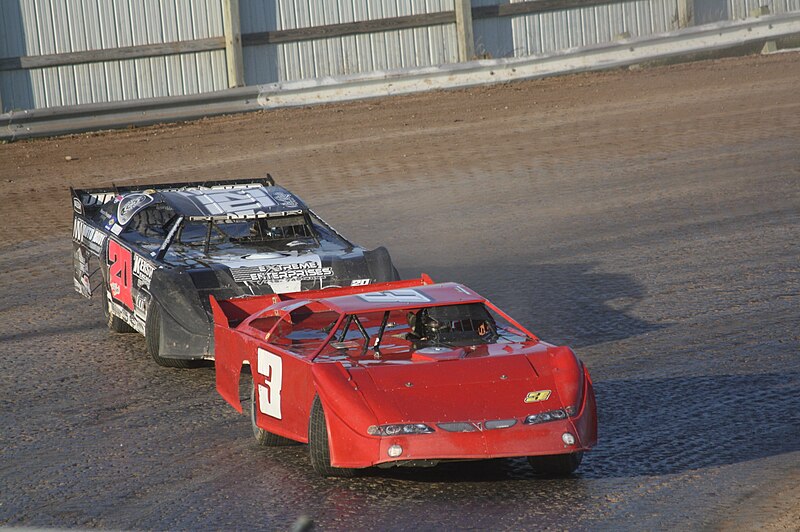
[{"left": 213, "top": 279, "right": 540, "bottom": 362}]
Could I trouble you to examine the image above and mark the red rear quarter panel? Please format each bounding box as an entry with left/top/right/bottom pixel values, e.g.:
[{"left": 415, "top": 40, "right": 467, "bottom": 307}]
[{"left": 213, "top": 297, "right": 315, "bottom": 443}]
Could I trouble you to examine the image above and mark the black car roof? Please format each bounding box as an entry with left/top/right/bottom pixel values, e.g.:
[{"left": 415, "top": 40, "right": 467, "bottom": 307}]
[{"left": 158, "top": 184, "right": 307, "bottom": 220}]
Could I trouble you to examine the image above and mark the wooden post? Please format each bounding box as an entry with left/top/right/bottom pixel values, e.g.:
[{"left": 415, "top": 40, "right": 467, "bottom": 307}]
[
  {"left": 677, "top": 0, "right": 692, "bottom": 28},
  {"left": 454, "top": 0, "right": 475, "bottom": 62},
  {"left": 223, "top": 0, "right": 245, "bottom": 87}
]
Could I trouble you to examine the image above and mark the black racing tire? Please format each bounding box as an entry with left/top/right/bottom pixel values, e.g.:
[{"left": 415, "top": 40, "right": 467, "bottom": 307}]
[
  {"left": 250, "top": 377, "right": 297, "bottom": 446},
  {"left": 102, "top": 291, "right": 135, "bottom": 333},
  {"left": 392, "top": 266, "right": 401, "bottom": 281},
  {"left": 527, "top": 452, "right": 584, "bottom": 476},
  {"left": 308, "top": 396, "right": 355, "bottom": 478},
  {"left": 145, "top": 301, "right": 202, "bottom": 368}
]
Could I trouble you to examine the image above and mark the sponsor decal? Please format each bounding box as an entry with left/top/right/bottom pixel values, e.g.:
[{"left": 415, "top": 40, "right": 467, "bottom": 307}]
[
  {"left": 72, "top": 197, "right": 84, "bottom": 214},
  {"left": 74, "top": 247, "right": 89, "bottom": 275},
  {"left": 232, "top": 260, "right": 333, "bottom": 285},
  {"left": 81, "top": 274, "right": 91, "bottom": 295},
  {"left": 108, "top": 240, "right": 133, "bottom": 310},
  {"left": 73, "top": 276, "right": 91, "bottom": 298},
  {"left": 73, "top": 218, "right": 107, "bottom": 253},
  {"left": 82, "top": 192, "right": 115, "bottom": 207},
  {"left": 133, "top": 255, "right": 155, "bottom": 286},
  {"left": 272, "top": 191, "right": 299, "bottom": 209},
  {"left": 116, "top": 193, "right": 154, "bottom": 226},
  {"left": 358, "top": 289, "right": 431, "bottom": 304},
  {"left": 524, "top": 390, "right": 552, "bottom": 403},
  {"left": 72, "top": 245, "right": 93, "bottom": 298},
  {"left": 134, "top": 289, "right": 150, "bottom": 322}
]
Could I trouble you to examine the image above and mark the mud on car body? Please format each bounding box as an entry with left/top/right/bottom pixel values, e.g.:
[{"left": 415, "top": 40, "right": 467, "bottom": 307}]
[{"left": 71, "top": 177, "right": 399, "bottom": 368}]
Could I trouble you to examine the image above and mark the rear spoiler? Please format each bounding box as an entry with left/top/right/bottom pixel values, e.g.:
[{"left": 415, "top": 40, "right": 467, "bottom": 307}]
[
  {"left": 70, "top": 175, "right": 276, "bottom": 215},
  {"left": 210, "top": 274, "right": 435, "bottom": 329}
]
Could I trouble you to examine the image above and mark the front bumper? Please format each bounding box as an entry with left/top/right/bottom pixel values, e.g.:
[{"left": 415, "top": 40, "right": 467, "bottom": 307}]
[{"left": 326, "top": 384, "right": 598, "bottom": 468}]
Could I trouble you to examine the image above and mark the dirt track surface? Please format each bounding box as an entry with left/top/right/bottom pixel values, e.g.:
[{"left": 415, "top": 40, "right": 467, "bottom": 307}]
[{"left": 1, "top": 52, "right": 799, "bottom": 530}]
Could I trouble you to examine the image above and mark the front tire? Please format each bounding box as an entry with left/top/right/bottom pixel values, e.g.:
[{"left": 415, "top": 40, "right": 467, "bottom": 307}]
[
  {"left": 527, "top": 452, "right": 584, "bottom": 476},
  {"left": 145, "top": 301, "right": 202, "bottom": 368},
  {"left": 250, "top": 377, "right": 296, "bottom": 446},
  {"left": 308, "top": 396, "right": 355, "bottom": 478}
]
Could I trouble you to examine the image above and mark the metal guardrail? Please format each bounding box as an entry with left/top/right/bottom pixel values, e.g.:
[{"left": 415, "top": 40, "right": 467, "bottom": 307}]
[{"left": 2, "top": 13, "right": 799, "bottom": 142}]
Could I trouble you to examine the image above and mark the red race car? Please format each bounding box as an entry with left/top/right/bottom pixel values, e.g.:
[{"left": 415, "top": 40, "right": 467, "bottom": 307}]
[{"left": 213, "top": 276, "right": 597, "bottom": 477}]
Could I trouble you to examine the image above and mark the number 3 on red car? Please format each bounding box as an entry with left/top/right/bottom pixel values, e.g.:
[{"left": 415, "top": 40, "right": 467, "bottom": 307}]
[
  {"left": 257, "top": 348, "right": 283, "bottom": 419},
  {"left": 108, "top": 240, "right": 133, "bottom": 310}
]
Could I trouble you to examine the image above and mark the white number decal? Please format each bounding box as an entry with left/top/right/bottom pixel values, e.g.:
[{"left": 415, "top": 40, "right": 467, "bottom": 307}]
[
  {"left": 257, "top": 348, "right": 283, "bottom": 419},
  {"left": 358, "top": 289, "right": 431, "bottom": 303},
  {"left": 184, "top": 188, "right": 277, "bottom": 216}
]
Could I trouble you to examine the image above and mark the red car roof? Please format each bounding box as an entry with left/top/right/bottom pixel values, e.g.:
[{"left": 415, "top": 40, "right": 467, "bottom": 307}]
[{"left": 309, "top": 282, "right": 486, "bottom": 314}]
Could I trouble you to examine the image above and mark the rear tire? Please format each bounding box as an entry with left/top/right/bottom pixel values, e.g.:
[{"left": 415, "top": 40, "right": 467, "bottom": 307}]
[
  {"left": 308, "top": 396, "right": 355, "bottom": 478},
  {"left": 527, "top": 452, "right": 584, "bottom": 476},
  {"left": 250, "top": 377, "right": 296, "bottom": 446},
  {"left": 102, "top": 291, "right": 135, "bottom": 333},
  {"left": 145, "top": 301, "right": 202, "bottom": 368}
]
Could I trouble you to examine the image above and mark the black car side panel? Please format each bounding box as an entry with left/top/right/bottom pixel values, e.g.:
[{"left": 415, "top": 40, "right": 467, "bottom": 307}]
[{"left": 148, "top": 270, "right": 213, "bottom": 359}]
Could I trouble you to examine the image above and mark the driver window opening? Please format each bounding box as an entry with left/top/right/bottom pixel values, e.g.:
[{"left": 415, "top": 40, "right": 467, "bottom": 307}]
[{"left": 121, "top": 204, "right": 178, "bottom": 247}]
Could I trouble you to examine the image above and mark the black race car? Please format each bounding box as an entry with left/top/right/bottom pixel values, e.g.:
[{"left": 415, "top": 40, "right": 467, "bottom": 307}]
[{"left": 71, "top": 177, "right": 399, "bottom": 368}]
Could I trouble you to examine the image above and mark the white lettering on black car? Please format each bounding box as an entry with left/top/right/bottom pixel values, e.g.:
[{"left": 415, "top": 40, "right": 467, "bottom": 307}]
[
  {"left": 133, "top": 255, "right": 156, "bottom": 286},
  {"left": 181, "top": 188, "right": 277, "bottom": 216},
  {"left": 134, "top": 289, "right": 150, "bottom": 323},
  {"left": 232, "top": 261, "right": 334, "bottom": 285},
  {"left": 82, "top": 192, "right": 115, "bottom": 207},
  {"left": 73, "top": 218, "right": 107, "bottom": 254},
  {"left": 72, "top": 245, "right": 93, "bottom": 298},
  {"left": 271, "top": 191, "right": 299, "bottom": 208}
]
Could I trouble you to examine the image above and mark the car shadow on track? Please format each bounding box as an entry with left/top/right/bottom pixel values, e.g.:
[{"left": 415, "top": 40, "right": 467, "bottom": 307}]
[
  {"left": 403, "top": 262, "right": 662, "bottom": 349},
  {"left": 0, "top": 323, "right": 99, "bottom": 343},
  {"left": 583, "top": 371, "right": 800, "bottom": 479}
]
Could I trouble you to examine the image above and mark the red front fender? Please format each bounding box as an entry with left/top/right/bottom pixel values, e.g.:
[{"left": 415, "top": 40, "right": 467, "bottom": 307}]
[{"left": 312, "top": 363, "right": 381, "bottom": 468}]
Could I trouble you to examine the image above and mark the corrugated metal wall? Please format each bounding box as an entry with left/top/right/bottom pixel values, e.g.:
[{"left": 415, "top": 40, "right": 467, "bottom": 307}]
[
  {"left": 473, "top": 0, "right": 682, "bottom": 59},
  {"left": 2, "top": 0, "right": 799, "bottom": 112},
  {"left": 240, "top": 0, "right": 458, "bottom": 85},
  {"left": 728, "top": 0, "right": 800, "bottom": 19},
  {"left": 0, "top": 0, "right": 228, "bottom": 112}
]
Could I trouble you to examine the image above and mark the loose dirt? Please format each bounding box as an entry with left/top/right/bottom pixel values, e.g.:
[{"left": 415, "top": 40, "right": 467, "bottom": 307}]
[{"left": 1, "top": 52, "right": 798, "bottom": 529}]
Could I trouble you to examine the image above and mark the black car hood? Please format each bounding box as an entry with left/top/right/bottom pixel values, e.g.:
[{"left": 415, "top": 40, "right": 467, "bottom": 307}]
[{"left": 166, "top": 247, "right": 373, "bottom": 295}]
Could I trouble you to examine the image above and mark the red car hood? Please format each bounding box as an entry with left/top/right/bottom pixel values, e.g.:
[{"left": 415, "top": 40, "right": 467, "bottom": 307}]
[{"left": 353, "top": 351, "right": 570, "bottom": 424}]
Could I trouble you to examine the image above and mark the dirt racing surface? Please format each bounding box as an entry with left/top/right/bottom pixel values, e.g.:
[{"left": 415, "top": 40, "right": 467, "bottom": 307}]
[{"left": 1, "top": 52, "right": 799, "bottom": 530}]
